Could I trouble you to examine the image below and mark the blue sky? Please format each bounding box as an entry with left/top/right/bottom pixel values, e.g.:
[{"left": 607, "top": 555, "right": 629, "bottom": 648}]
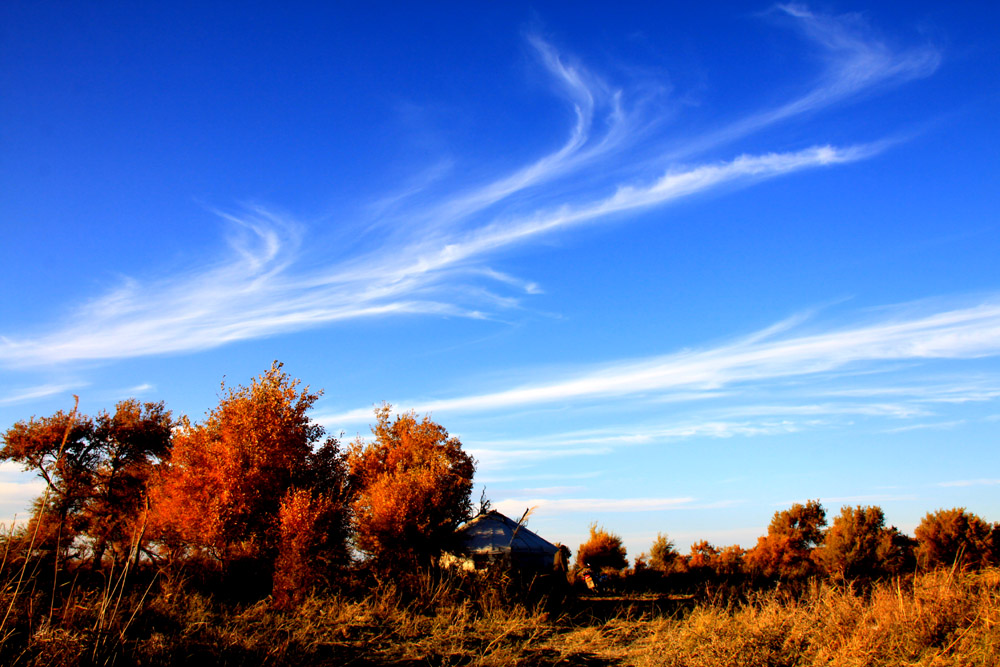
[{"left": 2, "top": 1, "right": 999, "bottom": 557}]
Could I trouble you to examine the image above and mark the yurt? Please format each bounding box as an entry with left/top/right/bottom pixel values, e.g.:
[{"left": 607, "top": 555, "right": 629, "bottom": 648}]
[{"left": 443, "top": 510, "right": 559, "bottom": 571}]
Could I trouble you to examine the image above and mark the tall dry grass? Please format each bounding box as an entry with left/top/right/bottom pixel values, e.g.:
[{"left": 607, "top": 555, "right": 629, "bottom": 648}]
[
  {"left": 1, "top": 549, "right": 998, "bottom": 666},
  {"left": 618, "top": 568, "right": 1000, "bottom": 666}
]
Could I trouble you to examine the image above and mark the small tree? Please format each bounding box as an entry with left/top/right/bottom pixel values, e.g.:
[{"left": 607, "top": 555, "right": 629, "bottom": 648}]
[
  {"left": 687, "top": 540, "right": 719, "bottom": 571},
  {"left": 715, "top": 545, "right": 746, "bottom": 577},
  {"left": 348, "top": 404, "right": 475, "bottom": 568},
  {"left": 648, "top": 532, "right": 679, "bottom": 572},
  {"left": 746, "top": 500, "right": 826, "bottom": 578},
  {"left": 576, "top": 522, "right": 628, "bottom": 572},
  {"left": 149, "top": 363, "right": 348, "bottom": 586},
  {"left": 1, "top": 407, "right": 95, "bottom": 562},
  {"left": 812, "top": 505, "right": 914, "bottom": 579},
  {"left": 87, "top": 400, "right": 174, "bottom": 567},
  {"left": 272, "top": 488, "right": 345, "bottom": 609},
  {"left": 1, "top": 399, "right": 174, "bottom": 567},
  {"left": 915, "top": 508, "right": 996, "bottom": 571}
]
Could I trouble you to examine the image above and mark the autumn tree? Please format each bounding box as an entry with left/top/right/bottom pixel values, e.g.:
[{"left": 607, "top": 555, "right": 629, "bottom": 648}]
[
  {"left": 746, "top": 500, "right": 826, "bottom": 578},
  {"left": 87, "top": 400, "right": 174, "bottom": 566},
  {"left": 812, "top": 505, "right": 914, "bottom": 579},
  {"left": 715, "top": 545, "right": 747, "bottom": 577},
  {"left": 2, "top": 406, "right": 93, "bottom": 560},
  {"left": 648, "top": 532, "right": 679, "bottom": 572},
  {"left": 272, "top": 487, "right": 346, "bottom": 609},
  {"left": 347, "top": 404, "right": 475, "bottom": 568},
  {"left": 687, "top": 540, "right": 719, "bottom": 571},
  {"left": 149, "top": 363, "right": 349, "bottom": 586},
  {"left": 914, "top": 508, "right": 997, "bottom": 571},
  {"left": 576, "top": 522, "right": 628, "bottom": 572},
  {"left": 1, "top": 399, "right": 173, "bottom": 567}
]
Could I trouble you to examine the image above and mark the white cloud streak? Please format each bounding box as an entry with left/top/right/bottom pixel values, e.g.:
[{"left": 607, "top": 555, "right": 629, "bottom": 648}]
[
  {"left": 469, "top": 419, "right": 802, "bottom": 452},
  {"left": 320, "top": 300, "right": 1000, "bottom": 424},
  {"left": 0, "top": 480, "right": 46, "bottom": 501},
  {"left": 0, "top": 8, "right": 938, "bottom": 369},
  {"left": 936, "top": 479, "right": 1000, "bottom": 488},
  {"left": 882, "top": 420, "right": 965, "bottom": 433},
  {"left": 465, "top": 445, "right": 613, "bottom": 470},
  {"left": 0, "top": 383, "right": 82, "bottom": 407},
  {"left": 667, "top": 4, "right": 939, "bottom": 158},
  {"left": 494, "top": 496, "right": 697, "bottom": 516}
]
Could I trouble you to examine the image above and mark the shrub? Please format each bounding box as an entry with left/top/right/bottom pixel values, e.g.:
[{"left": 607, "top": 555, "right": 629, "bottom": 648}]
[
  {"left": 348, "top": 404, "right": 475, "bottom": 568},
  {"left": 915, "top": 508, "right": 997, "bottom": 570},
  {"left": 812, "top": 505, "right": 914, "bottom": 579},
  {"left": 576, "top": 522, "right": 628, "bottom": 571}
]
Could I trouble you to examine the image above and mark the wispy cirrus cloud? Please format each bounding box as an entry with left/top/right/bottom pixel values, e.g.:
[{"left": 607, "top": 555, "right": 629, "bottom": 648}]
[
  {"left": 936, "top": 479, "right": 1000, "bottom": 488},
  {"left": 758, "top": 4, "right": 938, "bottom": 121},
  {"left": 493, "top": 496, "right": 699, "bottom": 516},
  {"left": 671, "top": 3, "right": 939, "bottom": 156},
  {"left": 0, "top": 6, "right": 938, "bottom": 369},
  {"left": 0, "top": 383, "right": 84, "bottom": 407},
  {"left": 472, "top": 420, "right": 802, "bottom": 449},
  {"left": 882, "top": 420, "right": 965, "bottom": 433},
  {"left": 320, "top": 299, "right": 1000, "bottom": 425},
  {"left": 824, "top": 382, "right": 1000, "bottom": 404},
  {"left": 465, "top": 445, "right": 613, "bottom": 470}
]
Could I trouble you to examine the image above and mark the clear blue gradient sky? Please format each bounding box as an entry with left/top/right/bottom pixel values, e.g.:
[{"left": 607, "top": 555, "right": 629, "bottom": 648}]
[{"left": 2, "top": 1, "right": 999, "bottom": 557}]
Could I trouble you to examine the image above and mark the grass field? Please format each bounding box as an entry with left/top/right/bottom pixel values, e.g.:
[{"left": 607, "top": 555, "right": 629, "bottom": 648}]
[{"left": 2, "top": 558, "right": 998, "bottom": 666}]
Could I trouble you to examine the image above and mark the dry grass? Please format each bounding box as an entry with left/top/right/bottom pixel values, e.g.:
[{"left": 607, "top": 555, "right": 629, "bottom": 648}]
[
  {"left": 621, "top": 568, "right": 1000, "bottom": 667},
  {"left": 0, "top": 560, "right": 998, "bottom": 666}
]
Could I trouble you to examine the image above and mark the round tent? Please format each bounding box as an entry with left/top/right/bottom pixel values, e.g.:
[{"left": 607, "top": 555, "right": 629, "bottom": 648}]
[{"left": 445, "top": 510, "right": 559, "bottom": 571}]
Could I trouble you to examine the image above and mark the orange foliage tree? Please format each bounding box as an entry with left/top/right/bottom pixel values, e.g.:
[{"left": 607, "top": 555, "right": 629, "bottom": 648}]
[
  {"left": 149, "top": 363, "right": 349, "bottom": 583},
  {"left": 2, "top": 407, "right": 94, "bottom": 560},
  {"left": 648, "top": 532, "right": 679, "bottom": 572},
  {"left": 715, "top": 544, "right": 747, "bottom": 577},
  {"left": 812, "top": 505, "right": 914, "bottom": 579},
  {"left": 1, "top": 399, "right": 173, "bottom": 568},
  {"left": 746, "top": 500, "right": 826, "bottom": 578},
  {"left": 687, "top": 540, "right": 719, "bottom": 571},
  {"left": 915, "top": 508, "right": 998, "bottom": 571},
  {"left": 347, "top": 404, "right": 475, "bottom": 568},
  {"left": 272, "top": 487, "right": 346, "bottom": 608},
  {"left": 576, "top": 522, "right": 628, "bottom": 572}
]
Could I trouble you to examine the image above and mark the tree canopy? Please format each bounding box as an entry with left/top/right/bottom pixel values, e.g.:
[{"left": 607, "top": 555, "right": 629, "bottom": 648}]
[
  {"left": 746, "top": 500, "right": 827, "bottom": 578},
  {"left": 812, "top": 505, "right": 914, "bottom": 579},
  {"left": 915, "top": 508, "right": 998, "bottom": 571},
  {"left": 1, "top": 399, "right": 173, "bottom": 567},
  {"left": 148, "top": 362, "right": 349, "bottom": 581},
  {"left": 347, "top": 404, "right": 475, "bottom": 567},
  {"left": 648, "top": 532, "right": 679, "bottom": 572},
  {"left": 576, "top": 522, "right": 628, "bottom": 572}
]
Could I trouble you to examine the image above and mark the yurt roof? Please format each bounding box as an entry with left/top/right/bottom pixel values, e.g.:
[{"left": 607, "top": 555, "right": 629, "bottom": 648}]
[{"left": 457, "top": 510, "right": 558, "bottom": 555}]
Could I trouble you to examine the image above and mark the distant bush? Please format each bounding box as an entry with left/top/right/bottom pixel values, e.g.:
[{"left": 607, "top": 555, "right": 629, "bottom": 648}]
[
  {"left": 915, "top": 508, "right": 998, "bottom": 570},
  {"left": 745, "top": 500, "right": 826, "bottom": 579},
  {"left": 576, "top": 522, "right": 628, "bottom": 572},
  {"left": 648, "top": 532, "right": 679, "bottom": 572},
  {"left": 812, "top": 505, "right": 915, "bottom": 580}
]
